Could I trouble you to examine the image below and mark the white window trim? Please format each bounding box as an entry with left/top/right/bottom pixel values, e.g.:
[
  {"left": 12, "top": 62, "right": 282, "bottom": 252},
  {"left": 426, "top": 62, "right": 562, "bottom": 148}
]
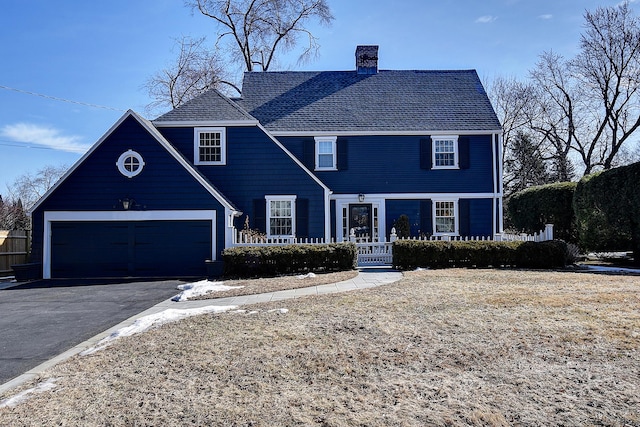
[
  {"left": 432, "top": 199, "right": 459, "bottom": 236},
  {"left": 314, "top": 136, "right": 337, "bottom": 171},
  {"left": 265, "top": 195, "right": 297, "bottom": 238},
  {"left": 116, "top": 149, "right": 145, "bottom": 178},
  {"left": 194, "top": 127, "right": 226, "bottom": 165},
  {"left": 432, "top": 135, "right": 459, "bottom": 170}
]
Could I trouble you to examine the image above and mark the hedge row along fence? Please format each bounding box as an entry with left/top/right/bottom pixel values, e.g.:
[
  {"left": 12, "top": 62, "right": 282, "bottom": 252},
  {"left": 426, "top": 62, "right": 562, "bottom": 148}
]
[
  {"left": 507, "top": 182, "right": 577, "bottom": 242},
  {"left": 222, "top": 243, "right": 358, "bottom": 278},
  {"left": 222, "top": 240, "right": 569, "bottom": 278},
  {"left": 574, "top": 161, "right": 640, "bottom": 263},
  {"left": 393, "top": 240, "right": 569, "bottom": 270}
]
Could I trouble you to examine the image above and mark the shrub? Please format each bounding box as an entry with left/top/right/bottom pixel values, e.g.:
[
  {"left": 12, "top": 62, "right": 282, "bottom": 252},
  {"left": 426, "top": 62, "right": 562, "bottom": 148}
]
[
  {"left": 573, "top": 161, "right": 640, "bottom": 263},
  {"left": 393, "top": 215, "right": 410, "bottom": 239},
  {"left": 507, "top": 182, "right": 577, "bottom": 242},
  {"left": 222, "top": 243, "right": 357, "bottom": 278},
  {"left": 393, "top": 239, "right": 568, "bottom": 270}
]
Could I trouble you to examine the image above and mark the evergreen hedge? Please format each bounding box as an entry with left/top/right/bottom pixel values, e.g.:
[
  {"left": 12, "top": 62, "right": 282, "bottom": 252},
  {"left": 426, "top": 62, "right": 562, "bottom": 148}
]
[
  {"left": 573, "top": 162, "right": 640, "bottom": 262},
  {"left": 222, "top": 243, "right": 357, "bottom": 278},
  {"left": 507, "top": 182, "right": 577, "bottom": 242},
  {"left": 393, "top": 240, "right": 568, "bottom": 270}
]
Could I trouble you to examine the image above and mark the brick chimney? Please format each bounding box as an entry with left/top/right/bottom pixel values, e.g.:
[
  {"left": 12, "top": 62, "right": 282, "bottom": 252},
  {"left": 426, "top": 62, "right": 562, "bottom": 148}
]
[{"left": 356, "top": 45, "right": 378, "bottom": 75}]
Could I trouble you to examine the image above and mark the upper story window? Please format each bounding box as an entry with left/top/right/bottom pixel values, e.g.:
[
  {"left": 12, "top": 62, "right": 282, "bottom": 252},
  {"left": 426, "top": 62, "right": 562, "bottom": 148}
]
[
  {"left": 315, "top": 136, "right": 337, "bottom": 171},
  {"left": 433, "top": 136, "right": 459, "bottom": 169},
  {"left": 434, "top": 200, "right": 457, "bottom": 235},
  {"left": 194, "top": 127, "right": 226, "bottom": 165},
  {"left": 116, "top": 150, "right": 145, "bottom": 178},
  {"left": 266, "top": 195, "right": 296, "bottom": 238}
]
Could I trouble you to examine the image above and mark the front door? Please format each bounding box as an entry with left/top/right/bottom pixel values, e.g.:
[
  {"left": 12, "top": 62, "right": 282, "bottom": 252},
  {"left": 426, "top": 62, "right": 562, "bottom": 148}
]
[{"left": 349, "top": 204, "right": 372, "bottom": 239}]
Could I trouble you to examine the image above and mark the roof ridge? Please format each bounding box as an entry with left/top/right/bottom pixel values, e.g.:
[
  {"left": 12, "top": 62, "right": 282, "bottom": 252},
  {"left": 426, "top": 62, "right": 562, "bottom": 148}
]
[{"left": 211, "top": 88, "right": 256, "bottom": 121}]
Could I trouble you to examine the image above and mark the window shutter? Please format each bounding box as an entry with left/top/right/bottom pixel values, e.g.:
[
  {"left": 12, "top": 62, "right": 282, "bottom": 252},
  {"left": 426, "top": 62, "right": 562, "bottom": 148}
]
[
  {"left": 253, "top": 199, "right": 267, "bottom": 233},
  {"left": 337, "top": 139, "right": 348, "bottom": 170},
  {"left": 420, "top": 138, "right": 432, "bottom": 170},
  {"left": 303, "top": 139, "right": 315, "bottom": 170},
  {"left": 296, "top": 198, "right": 309, "bottom": 238},
  {"left": 458, "top": 199, "right": 471, "bottom": 236},
  {"left": 420, "top": 200, "right": 433, "bottom": 236},
  {"left": 458, "top": 137, "right": 470, "bottom": 169}
]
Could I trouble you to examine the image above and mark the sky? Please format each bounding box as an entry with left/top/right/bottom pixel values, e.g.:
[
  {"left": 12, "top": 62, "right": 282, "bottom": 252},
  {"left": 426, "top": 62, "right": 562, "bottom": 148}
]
[{"left": 1, "top": 0, "right": 638, "bottom": 195}]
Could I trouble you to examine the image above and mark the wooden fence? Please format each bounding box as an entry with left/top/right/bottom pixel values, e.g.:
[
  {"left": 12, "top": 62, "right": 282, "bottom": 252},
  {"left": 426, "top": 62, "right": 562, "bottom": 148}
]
[{"left": 0, "top": 230, "right": 28, "bottom": 276}]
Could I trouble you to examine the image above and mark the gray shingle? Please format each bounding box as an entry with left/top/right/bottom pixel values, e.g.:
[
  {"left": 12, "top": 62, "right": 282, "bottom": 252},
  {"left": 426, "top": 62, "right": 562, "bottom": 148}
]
[
  {"left": 237, "top": 70, "right": 502, "bottom": 132},
  {"left": 153, "top": 88, "right": 256, "bottom": 123}
]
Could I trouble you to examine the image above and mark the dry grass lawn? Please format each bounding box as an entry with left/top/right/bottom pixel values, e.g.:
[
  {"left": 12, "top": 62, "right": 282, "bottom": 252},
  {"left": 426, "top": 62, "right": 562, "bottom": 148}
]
[
  {"left": 192, "top": 270, "right": 359, "bottom": 300},
  {"left": 1, "top": 269, "right": 639, "bottom": 426}
]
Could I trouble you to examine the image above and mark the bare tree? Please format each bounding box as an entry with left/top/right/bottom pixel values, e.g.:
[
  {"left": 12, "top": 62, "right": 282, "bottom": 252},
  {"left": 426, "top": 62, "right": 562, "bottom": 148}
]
[
  {"left": 493, "top": 3, "right": 640, "bottom": 183},
  {"left": 188, "top": 0, "right": 334, "bottom": 72},
  {"left": 6, "top": 164, "right": 68, "bottom": 211},
  {"left": 572, "top": 2, "right": 640, "bottom": 171},
  {"left": 528, "top": 51, "right": 578, "bottom": 181},
  {"left": 145, "top": 36, "right": 234, "bottom": 113},
  {"left": 487, "top": 75, "right": 538, "bottom": 164}
]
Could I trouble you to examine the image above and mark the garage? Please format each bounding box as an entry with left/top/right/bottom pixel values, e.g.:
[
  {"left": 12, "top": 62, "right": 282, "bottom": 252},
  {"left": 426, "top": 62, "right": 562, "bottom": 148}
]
[{"left": 43, "top": 211, "right": 217, "bottom": 279}]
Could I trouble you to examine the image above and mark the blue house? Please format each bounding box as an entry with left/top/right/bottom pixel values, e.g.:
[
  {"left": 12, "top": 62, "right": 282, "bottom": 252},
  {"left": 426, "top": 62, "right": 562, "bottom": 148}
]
[{"left": 31, "top": 46, "right": 503, "bottom": 279}]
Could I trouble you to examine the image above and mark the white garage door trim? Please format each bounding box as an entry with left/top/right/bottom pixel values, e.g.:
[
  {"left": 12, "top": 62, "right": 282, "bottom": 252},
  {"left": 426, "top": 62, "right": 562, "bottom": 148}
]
[{"left": 43, "top": 210, "right": 217, "bottom": 279}]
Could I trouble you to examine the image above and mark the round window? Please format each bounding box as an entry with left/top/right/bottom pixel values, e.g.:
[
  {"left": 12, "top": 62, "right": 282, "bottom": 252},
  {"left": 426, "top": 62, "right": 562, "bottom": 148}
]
[{"left": 117, "top": 150, "right": 145, "bottom": 178}]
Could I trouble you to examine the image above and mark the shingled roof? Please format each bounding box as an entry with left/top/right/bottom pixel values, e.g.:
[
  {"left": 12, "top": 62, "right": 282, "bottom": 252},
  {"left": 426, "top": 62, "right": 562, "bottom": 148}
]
[
  {"left": 154, "top": 88, "right": 257, "bottom": 123},
  {"left": 236, "top": 69, "right": 502, "bottom": 133}
]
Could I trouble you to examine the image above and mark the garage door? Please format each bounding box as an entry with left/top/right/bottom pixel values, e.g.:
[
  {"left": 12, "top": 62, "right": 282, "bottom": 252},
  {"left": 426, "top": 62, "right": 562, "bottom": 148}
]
[{"left": 50, "top": 220, "right": 212, "bottom": 278}]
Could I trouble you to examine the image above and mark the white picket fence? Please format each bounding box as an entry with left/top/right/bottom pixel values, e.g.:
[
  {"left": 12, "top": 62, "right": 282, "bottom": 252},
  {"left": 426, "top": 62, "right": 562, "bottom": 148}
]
[{"left": 231, "top": 224, "right": 554, "bottom": 266}]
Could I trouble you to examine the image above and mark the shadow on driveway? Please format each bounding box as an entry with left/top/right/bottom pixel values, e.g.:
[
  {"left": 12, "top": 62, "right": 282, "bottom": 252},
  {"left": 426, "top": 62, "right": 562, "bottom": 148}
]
[{"left": 0, "top": 278, "right": 188, "bottom": 385}]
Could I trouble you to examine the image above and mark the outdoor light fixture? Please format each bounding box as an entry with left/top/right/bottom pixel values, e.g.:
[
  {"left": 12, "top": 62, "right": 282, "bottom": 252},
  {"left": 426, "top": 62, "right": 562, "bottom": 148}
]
[
  {"left": 358, "top": 193, "right": 365, "bottom": 202},
  {"left": 121, "top": 197, "right": 134, "bottom": 210}
]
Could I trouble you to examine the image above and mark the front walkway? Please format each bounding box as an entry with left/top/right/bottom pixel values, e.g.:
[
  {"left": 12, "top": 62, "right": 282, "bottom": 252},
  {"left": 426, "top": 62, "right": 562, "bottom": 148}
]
[{"left": 147, "top": 267, "right": 403, "bottom": 313}]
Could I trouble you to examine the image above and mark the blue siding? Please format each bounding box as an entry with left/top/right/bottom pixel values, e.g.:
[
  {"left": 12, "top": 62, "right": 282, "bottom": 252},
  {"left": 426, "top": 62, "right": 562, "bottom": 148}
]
[
  {"left": 385, "top": 198, "right": 494, "bottom": 239},
  {"left": 32, "top": 116, "right": 229, "bottom": 266},
  {"left": 159, "top": 126, "right": 326, "bottom": 238},
  {"left": 385, "top": 200, "right": 423, "bottom": 238},
  {"left": 468, "top": 198, "right": 493, "bottom": 237},
  {"left": 280, "top": 135, "right": 495, "bottom": 194}
]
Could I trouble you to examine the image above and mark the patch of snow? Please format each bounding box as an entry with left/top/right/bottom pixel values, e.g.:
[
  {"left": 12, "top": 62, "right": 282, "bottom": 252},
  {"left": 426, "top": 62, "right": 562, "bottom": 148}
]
[
  {"left": 0, "top": 378, "right": 58, "bottom": 408},
  {"left": 268, "top": 308, "right": 289, "bottom": 314},
  {"left": 297, "top": 272, "right": 317, "bottom": 279},
  {"left": 584, "top": 265, "right": 640, "bottom": 274},
  {"left": 81, "top": 305, "right": 237, "bottom": 356},
  {"left": 171, "top": 279, "right": 243, "bottom": 302}
]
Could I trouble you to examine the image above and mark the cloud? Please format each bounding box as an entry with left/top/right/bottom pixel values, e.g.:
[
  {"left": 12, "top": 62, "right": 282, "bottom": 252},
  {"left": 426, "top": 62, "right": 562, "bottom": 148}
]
[
  {"left": 0, "top": 123, "right": 90, "bottom": 154},
  {"left": 538, "top": 14, "right": 553, "bottom": 20},
  {"left": 475, "top": 15, "right": 497, "bottom": 24}
]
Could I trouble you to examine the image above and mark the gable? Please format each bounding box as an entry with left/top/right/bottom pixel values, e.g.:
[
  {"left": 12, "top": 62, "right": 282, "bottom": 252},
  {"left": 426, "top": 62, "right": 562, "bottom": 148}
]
[{"left": 32, "top": 111, "right": 238, "bottom": 213}]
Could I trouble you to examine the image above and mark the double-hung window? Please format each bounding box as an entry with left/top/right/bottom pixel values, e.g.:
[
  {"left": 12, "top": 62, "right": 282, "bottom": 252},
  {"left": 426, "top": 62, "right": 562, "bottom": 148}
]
[
  {"left": 195, "top": 127, "right": 226, "bottom": 165},
  {"left": 314, "top": 136, "right": 337, "bottom": 170},
  {"left": 432, "top": 136, "right": 458, "bottom": 169},
  {"left": 266, "top": 195, "right": 296, "bottom": 238},
  {"left": 434, "top": 200, "right": 457, "bottom": 235}
]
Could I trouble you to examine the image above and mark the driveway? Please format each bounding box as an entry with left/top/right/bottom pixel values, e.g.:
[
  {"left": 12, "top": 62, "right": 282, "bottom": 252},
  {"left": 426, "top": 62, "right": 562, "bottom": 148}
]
[{"left": 0, "top": 278, "right": 183, "bottom": 385}]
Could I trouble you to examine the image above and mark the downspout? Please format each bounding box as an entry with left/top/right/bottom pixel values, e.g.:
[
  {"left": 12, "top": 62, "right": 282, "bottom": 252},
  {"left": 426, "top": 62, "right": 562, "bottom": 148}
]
[
  {"left": 491, "top": 133, "right": 497, "bottom": 237},
  {"left": 497, "top": 132, "right": 504, "bottom": 233}
]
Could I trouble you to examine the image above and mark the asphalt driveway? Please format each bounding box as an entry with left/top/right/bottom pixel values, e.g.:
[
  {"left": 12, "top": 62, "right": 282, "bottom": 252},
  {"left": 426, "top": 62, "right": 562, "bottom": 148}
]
[{"left": 0, "top": 278, "right": 184, "bottom": 385}]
